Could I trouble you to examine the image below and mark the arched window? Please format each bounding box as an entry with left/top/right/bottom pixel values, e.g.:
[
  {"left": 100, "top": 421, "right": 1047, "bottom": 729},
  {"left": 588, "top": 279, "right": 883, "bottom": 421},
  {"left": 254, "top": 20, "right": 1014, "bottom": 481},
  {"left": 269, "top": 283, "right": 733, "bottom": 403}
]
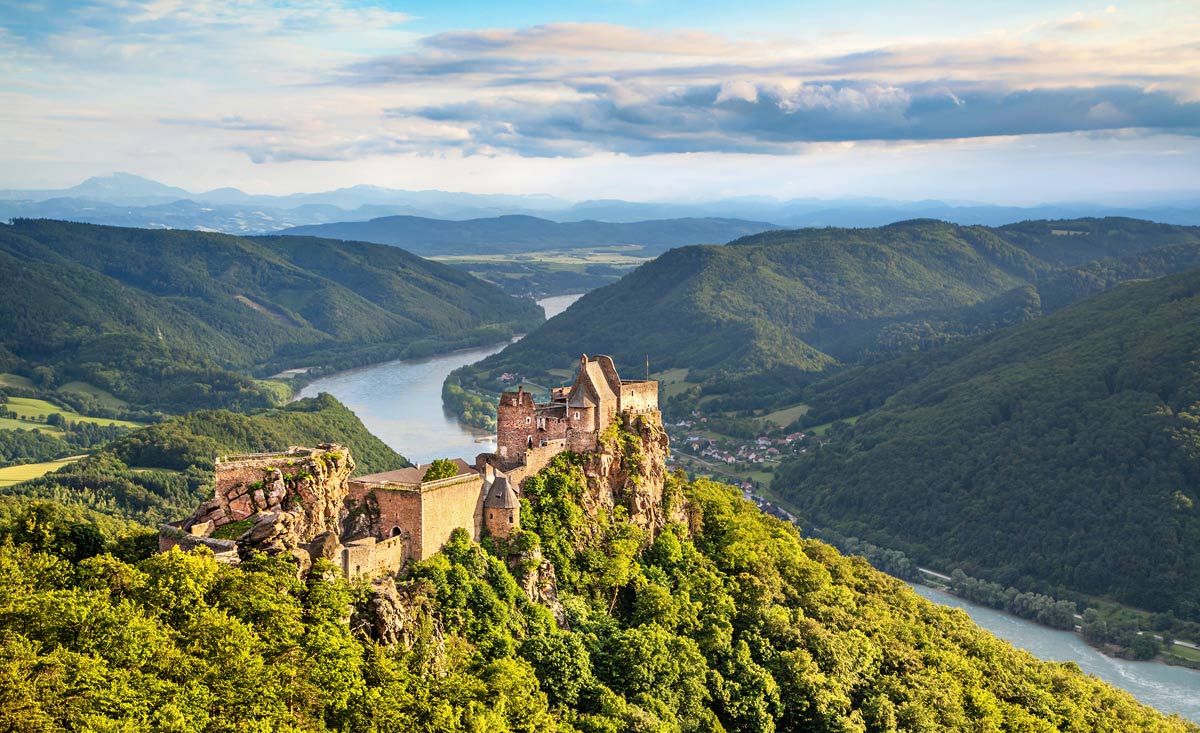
[
  {"left": 391, "top": 526, "right": 402, "bottom": 538},
  {"left": 527, "top": 436, "right": 534, "bottom": 449},
  {"left": 573, "top": 411, "right": 580, "bottom": 420},
  {"left": 526, "top": 416, "right": 532, "bottom": 425}
]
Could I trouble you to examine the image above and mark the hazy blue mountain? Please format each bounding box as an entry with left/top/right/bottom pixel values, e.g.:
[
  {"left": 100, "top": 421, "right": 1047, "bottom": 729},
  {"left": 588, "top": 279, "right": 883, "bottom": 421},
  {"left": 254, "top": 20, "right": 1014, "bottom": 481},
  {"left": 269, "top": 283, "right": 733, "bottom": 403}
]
[
  {"left": 2, "top": 173, "right": 1198, "bottom": 234},
  {"left": 275, "top": 214, "right": 780, "bottom": 256}
]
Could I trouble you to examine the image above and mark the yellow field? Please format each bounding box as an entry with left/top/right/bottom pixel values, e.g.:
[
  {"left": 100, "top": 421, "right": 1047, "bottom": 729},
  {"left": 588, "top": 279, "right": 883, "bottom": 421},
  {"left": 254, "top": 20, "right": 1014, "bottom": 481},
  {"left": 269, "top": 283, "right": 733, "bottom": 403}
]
[
  {"left": 0, "top": 417, "right": 64, "bottom": 436},
  {"left": 0, "top": 456, "right": 85, "bottom": 487},
  {"left": 57, "top": 381, "right": 128, "bottom": 409},
  {"left": 0, "top": 373, "right": 36, "bottom": 390},
  {"left": 762, "top": 403, "right": 810, "bottom": 427},
  {"left": 5, "top": 397, "right": 143, "bottom": 429}
]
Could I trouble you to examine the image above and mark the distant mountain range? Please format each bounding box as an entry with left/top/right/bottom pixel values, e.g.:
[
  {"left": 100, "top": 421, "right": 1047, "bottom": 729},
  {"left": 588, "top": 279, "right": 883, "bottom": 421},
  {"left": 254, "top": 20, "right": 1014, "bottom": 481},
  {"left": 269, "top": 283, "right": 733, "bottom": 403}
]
[
  {"left": 2, "top": 173, "right": 1198, "bottom": 237},
  {"left": 276, "top": 215, "right": 778, "bottom": 256}
]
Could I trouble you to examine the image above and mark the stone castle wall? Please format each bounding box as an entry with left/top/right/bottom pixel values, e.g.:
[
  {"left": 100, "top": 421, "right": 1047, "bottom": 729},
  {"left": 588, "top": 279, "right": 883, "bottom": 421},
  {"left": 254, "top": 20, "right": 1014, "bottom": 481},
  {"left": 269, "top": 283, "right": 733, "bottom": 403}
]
[
  {"left": 347, "top": 483, "right": 424, "bottom": 564},
  {"left": 496, "top": 389, "right": 535, "bottom": 461},
  {"left": 419, "top": 474, "right": 485, "bottom": 560},
  {"left": 620, "top": 381, "right": 658, "bottom": 413},
  {"left": 342, "top": 535, "right": 406, "bottom": 580}
]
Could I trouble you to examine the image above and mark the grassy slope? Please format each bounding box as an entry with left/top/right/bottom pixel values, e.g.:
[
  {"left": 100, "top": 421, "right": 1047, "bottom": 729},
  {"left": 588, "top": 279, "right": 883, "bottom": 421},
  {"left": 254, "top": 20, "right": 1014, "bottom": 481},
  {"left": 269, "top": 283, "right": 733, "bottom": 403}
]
[{"left": 773, "top": 267, "right": 1200, "bottom": 618}]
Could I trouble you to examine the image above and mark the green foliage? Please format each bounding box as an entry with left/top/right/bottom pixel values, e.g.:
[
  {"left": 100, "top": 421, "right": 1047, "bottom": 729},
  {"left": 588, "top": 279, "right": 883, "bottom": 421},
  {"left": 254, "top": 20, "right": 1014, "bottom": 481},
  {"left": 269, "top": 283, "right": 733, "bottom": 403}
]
[
  {"left": 0, "top": 394, "right": 408, "bottom": 528},
  {"left": 422, "top": 458, "right": 459, "bottom": 482},
  {"left": 0, "top": 219, "right": 543, "bottom": 414},
  {"left": 775, "top": 267, "right": 1200, "bottom": 620},
  {"left": 0, "top": 464, "right": 1195, "bottom": 732}
]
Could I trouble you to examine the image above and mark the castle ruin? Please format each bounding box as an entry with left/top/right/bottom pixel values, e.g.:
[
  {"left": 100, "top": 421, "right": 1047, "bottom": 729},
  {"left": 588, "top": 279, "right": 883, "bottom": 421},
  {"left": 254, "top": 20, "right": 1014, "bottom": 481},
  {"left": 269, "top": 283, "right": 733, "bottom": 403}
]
[{"left": 160, "top": 354, "right": 659, "bottom": 580}]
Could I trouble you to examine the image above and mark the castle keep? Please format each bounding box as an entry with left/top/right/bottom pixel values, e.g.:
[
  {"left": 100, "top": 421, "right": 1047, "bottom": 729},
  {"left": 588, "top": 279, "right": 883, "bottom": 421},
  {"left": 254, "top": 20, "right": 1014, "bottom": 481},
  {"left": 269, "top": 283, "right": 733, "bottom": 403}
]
[
  {"left": 161, "top": 354, "right": 659, "bottom": 580},
  {"left": 495, "top": 353, "right": 658, "bottom": 463}
]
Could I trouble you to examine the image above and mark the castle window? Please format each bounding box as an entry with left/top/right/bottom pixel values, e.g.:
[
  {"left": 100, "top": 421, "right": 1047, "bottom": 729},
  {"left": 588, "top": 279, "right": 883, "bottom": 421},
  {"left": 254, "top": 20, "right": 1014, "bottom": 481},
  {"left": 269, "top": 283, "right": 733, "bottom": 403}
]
[
  {"left": 488, "top": 512, "right": 493, "bottom": 520},
  {"left": 509, "top": 515, "right": 513, "bottom": 524},
  {"left": 573, "top": 411, "right": 580, "bottom": 420},
  {"left": 526, "top": 416, "right": 531, "bottom": 425},
  {"left": 391, "top": 526, "right": 402, "bottom": 538}
]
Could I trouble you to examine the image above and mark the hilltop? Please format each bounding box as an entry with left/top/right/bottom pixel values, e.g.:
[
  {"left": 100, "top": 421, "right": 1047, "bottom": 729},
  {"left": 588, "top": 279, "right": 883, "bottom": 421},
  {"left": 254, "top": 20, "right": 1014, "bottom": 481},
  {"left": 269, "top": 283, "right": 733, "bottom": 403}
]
[
  {"left": 773, "top": 266, "right": 1200, "bottom": 619},
  {"left": 0, "top": 219, "right": 542, "bottom": 414},
  {"left": 450, "top": 218, "right": 1200, "bottom": 420}
]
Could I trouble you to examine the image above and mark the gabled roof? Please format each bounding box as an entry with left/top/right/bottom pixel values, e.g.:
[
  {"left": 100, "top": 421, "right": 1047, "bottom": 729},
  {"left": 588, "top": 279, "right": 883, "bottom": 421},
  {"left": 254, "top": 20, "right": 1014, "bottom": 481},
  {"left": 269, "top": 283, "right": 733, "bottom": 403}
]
[
  {"left": 568, "top": 355, "right": 617, "bottom": 408},
  {"left": 483, "top": 475, "right": 519, "bottom": 509}
]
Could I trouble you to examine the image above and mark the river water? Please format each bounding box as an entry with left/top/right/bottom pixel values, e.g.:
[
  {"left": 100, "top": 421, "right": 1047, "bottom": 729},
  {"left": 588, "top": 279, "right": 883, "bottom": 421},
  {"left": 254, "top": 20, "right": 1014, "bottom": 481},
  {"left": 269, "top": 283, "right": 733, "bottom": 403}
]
[
  {"left": 299, "top": 292, "right": 1199, "bottom": 721},
  {"left": 909, "top": 584, "right": 1200, "bottom": 722},
  {"left": 298, "top": 294, "right": 580, "bottom": 465}
]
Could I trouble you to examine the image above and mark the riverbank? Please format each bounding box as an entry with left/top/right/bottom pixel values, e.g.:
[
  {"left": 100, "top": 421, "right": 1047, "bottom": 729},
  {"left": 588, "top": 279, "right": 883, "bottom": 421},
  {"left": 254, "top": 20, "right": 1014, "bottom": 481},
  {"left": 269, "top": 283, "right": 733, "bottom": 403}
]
[
  {"left": 908, "top": 583, "right": 1200, "bottom": 723},
  {"left": 297, "top": 295, "right": 580, "bottom": 465}
]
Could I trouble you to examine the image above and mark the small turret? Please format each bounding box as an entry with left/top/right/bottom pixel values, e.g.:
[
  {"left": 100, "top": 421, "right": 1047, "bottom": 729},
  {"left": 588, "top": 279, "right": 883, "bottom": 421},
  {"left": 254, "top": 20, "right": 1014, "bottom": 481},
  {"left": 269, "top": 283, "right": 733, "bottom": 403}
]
[{"left": 483, "top": 474, "right": 520, "bottom": 539}]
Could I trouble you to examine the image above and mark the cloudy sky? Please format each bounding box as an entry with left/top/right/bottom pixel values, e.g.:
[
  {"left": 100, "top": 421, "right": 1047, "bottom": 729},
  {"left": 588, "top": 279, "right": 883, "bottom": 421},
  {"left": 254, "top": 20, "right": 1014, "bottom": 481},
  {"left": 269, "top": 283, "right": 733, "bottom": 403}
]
[{"left": 2, "top": 0, "right": 1198, "bottom": 203}]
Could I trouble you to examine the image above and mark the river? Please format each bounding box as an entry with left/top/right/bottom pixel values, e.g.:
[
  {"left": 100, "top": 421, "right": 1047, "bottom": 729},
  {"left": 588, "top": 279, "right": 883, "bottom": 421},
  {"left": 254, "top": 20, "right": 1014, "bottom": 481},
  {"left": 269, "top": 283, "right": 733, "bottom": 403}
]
[
  {"left": 909, "top": 584, "right": 1200, "bottom": 722},
  {"left": 298, "top": 292, "right": 1199, "bottom": 721},
  {"left": 297, "top": 294, "right": 580, "bottom": 465}
]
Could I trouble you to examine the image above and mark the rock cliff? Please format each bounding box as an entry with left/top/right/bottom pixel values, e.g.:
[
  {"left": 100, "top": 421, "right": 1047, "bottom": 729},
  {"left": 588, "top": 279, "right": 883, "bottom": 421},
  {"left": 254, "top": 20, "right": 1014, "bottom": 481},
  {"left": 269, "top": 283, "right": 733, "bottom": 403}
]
[
  {"left": 179, "top": 444, "right": 356, "bottom": 563},
  {"left": 580, "top": 411, "right": 682, "bottom": 541}
]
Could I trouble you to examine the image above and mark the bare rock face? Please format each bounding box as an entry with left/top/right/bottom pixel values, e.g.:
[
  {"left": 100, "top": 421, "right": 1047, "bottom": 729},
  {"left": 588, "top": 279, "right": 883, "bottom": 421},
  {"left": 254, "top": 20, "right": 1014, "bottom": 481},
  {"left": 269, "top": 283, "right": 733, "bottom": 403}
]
[
  {"left": 580, "top": 411, "right": 678, "bottom": 541},
  {"left": 174, "top": 444, "right": 356, "bottom": 568},
  {"left": 341, "top": 491, "right": 381, "bottom": 541},
  {"left": 353, "top": 578, "right": 446, "bottom": 655},
  {"left": 307, "top": 530, "right": 343, "bottom": 563},
  {"left": 510, "top": 548, "right": 568, "bottom": 628}
]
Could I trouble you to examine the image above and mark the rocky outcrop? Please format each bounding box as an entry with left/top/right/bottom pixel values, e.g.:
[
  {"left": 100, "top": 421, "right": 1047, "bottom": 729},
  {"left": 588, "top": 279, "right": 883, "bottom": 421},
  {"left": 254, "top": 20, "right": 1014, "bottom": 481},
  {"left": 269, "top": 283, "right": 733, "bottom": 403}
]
[
  {"left": 176, "top": 444, "right": 355, "bottom": 567},
  {"left": 353, "top": 578, "right": 445, "bottom": 657},
  {"left": 580, "top": 411, "right": 681, "bottom": 541},
  {"left": 510, "top": 548, "right": 567, "bottom": 628}
]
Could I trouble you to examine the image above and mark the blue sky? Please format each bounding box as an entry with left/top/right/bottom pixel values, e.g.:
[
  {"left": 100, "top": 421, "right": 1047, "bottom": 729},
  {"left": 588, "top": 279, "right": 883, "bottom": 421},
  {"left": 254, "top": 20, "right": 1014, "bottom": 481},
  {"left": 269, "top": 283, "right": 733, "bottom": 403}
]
[{"left": 1, "top": 0, "right": 1197, "bottom": 203}]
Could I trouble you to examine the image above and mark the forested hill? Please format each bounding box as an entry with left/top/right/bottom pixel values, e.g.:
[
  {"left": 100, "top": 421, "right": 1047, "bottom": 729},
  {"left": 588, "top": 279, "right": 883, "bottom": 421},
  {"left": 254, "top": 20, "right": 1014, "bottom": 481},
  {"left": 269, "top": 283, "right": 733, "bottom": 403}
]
[
  {"left": 453, "top": 217, "right": 1200, "bottom": 412},
  {"left": 774, "top": 266, "right": 1200, "bottom": 619},
  {"left": 0, "top": 219, "right": 543, "bottom": 413},
  {"left": 277, "top": 214, "right": 777, "bottom": 256},
  {"left": 0, "top": 453, "right": 1194, "bottom": 730}
]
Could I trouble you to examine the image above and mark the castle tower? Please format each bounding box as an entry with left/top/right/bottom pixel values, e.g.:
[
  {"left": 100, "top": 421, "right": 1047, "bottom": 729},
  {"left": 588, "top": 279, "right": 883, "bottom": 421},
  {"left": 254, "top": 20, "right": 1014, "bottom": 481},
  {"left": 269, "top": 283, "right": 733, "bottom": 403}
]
[{"left": 483, "top": 474, "right": 520, "bottom": 539}]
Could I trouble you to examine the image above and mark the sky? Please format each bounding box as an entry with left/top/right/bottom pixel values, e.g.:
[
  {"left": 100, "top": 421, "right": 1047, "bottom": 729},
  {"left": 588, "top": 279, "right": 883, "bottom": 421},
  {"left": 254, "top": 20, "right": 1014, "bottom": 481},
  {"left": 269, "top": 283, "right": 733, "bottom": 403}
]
[{"left": 1, "top": 0, "right": 1198, "bottom": 204}]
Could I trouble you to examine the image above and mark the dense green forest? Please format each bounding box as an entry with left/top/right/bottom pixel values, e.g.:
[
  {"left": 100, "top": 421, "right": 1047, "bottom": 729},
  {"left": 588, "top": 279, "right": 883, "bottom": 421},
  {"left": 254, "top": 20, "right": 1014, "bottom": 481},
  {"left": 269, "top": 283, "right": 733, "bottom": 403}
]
[
  {"left": 773, "top": 267, "right": 1200, "bottom": 620},
  {"left": 0, "top": 393, "right": 408, "bottom": 528},
  {"left": 0, "top": 219, "right": 543, "bottom": 414},
  {"left": 0, "top": 452, "right": 1193, "bottom": 732},
  {"left": 450, "top": 218, "right": 1200, "bottom": 418}
]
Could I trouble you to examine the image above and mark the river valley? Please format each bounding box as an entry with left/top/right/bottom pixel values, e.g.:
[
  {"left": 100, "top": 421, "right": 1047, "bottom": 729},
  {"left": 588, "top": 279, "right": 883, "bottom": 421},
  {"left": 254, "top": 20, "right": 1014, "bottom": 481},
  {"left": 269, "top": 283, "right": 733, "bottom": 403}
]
[{"left": 299, "top": 291, "right": 1199, "bottom": 722}]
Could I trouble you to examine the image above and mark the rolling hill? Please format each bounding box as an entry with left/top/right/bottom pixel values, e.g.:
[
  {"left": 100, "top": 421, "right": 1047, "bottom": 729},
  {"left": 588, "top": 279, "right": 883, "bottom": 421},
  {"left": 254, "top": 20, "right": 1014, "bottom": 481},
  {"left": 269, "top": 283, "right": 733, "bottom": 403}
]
[
  {"left": 773, "top": 267, "right": 1200, "bottom": 619},
  {"left": 0, "top": 219, "right": 543, "bottom": 413},
  {"left": 450, "top": 218, "right": 1200, "bottom": 416}
]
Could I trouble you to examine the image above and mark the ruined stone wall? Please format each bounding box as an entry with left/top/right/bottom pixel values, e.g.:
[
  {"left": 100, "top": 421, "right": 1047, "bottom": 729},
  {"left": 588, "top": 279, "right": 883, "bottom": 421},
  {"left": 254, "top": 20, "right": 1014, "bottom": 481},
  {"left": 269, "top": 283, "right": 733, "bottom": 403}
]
[
  {"left": 498, "top": 440, "right": 567, "bottom": 488},
  {"left": 567, "top": 424, "right": 598, "bottom": 454},
  {"left": 620, "top": 381, "right": 659, "bottom": 413},
  {"left": 419, "top": 475, "right": 485, "bottom": 560},
  {"left": 342, "top": 535, "right": 407, "bottom": 580},
  {"left": 183, "top": 445, "right": 353, "bottom": 543},
  {"left": 348, "top": 484, "right": 424, "bottom": 563}
]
